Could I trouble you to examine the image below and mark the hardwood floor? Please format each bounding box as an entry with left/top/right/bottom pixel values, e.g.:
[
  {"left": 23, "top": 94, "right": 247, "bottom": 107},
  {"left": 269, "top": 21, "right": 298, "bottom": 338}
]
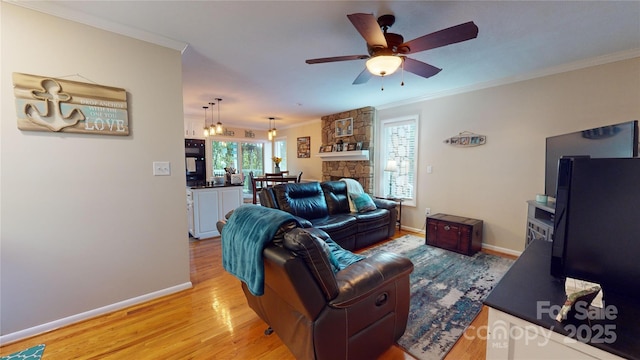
[{"left": 0, "top": 230, "right": 515, "bottom": 359}]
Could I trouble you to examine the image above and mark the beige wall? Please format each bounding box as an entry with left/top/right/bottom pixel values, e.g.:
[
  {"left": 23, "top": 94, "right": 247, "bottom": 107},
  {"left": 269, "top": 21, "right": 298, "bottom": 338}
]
[
  {"left": 377, "top": 57, "right": 640, "bottom": 252},
  {"left": 1, "top": 4, "right": 190, "bottom": 337},
  {"left": 278, "top": 120, "right": 323, "bottom": 182}
]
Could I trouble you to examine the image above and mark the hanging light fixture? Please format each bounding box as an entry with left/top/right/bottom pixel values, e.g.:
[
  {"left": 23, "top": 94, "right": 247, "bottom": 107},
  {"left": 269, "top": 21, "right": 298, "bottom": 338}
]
[
  {"left": 267, "top": 117, "right": 274, "bottom": 141},
  {"left": 215, "top": 98, "right": 223, "bottom": 135},
  {"left": 270, "top": 117, "right": 277, "bottom": 138},
  {"left": 208, "top": 102, "right": 216, "bottom": 135},
  {"left": 202, "top": 105, "right": 209, "bottom": 137}
]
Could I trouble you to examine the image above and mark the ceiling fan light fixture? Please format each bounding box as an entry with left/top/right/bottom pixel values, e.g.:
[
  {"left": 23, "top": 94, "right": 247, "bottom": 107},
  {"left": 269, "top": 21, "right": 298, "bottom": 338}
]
[{"left": 365, "top": 55, "right": 402, "bottom": 77}]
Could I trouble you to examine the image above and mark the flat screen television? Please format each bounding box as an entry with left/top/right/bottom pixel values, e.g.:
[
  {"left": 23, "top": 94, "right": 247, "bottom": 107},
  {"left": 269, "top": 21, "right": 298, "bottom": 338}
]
[
  {"left": 545, "top": 120, "right": 638, "bottom": 197},
  {"left": 551, "top": 157, "right": 640, "bottom": 298}
]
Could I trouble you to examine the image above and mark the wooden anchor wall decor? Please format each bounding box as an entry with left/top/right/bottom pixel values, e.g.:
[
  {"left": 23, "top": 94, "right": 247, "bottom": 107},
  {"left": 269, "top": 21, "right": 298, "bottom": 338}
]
[
  {"left": 443, "top": 131, "right": 486, "bottom": 147},
  {"left": 13, "top": 72, "right": 129, "bottom": 136}
]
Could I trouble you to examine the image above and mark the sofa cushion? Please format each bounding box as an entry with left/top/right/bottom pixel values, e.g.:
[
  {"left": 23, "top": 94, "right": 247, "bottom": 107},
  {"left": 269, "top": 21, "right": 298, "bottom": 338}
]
[
  {"left": 273, "top": 182, "right": 329, "bottom": 219},
  {"left": 310, "top": 214, "right": 358, "bottom": 248},
  {"left": 352, "top": 208, "right": 390, "bottom": 232},
  {"left": 310, "top": 214, "right": 357, "bottom": 233}
]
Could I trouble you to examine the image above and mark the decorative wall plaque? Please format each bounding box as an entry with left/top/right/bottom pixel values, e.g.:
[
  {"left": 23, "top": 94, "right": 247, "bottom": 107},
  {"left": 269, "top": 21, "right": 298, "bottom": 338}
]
[
  {"left": 13, "top": 72, "right": 129, "bottom": 135},
  {"left": 443, "top": 131, "right": 486, "bottom": 147}
]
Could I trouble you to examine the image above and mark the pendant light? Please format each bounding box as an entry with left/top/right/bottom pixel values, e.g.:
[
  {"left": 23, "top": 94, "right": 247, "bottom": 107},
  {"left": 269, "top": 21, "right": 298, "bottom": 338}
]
[
  {"left": 208, "top": 102, "right": 215, "bottom": 135},
  {"left": 267, "top": 117, "right": 274, "bottom": 141},
  {"left": 202, "top": 105, "right": 209, "bottom": 137},
  {"left": 270, "top": 117, "right": 277, "bottom": 138},
  {"left": 215, "top": 98, "right": 223, "bottom": 135}
]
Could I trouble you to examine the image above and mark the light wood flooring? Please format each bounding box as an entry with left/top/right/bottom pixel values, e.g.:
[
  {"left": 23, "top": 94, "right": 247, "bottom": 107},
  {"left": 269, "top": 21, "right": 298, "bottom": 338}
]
[{"left": 0, "top": 230, "right": 516, "bottom": 359}]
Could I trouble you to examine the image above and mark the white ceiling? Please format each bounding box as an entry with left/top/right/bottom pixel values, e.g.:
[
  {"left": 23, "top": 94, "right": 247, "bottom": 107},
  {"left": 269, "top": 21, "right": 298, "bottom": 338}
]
[{"left": 13, "top": 1, "right": 640, "bottom": 130}]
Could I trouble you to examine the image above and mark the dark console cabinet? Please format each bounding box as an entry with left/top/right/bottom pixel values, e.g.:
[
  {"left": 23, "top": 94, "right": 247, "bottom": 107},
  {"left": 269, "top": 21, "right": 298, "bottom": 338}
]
[{"left": 426, "top": 213, "right": 483, "bottom": 256}]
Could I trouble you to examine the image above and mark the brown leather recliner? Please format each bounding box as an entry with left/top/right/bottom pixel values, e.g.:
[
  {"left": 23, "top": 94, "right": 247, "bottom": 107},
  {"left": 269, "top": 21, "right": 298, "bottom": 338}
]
[{"left": 241, "top": 226, "right": 414, "bottom": 359}]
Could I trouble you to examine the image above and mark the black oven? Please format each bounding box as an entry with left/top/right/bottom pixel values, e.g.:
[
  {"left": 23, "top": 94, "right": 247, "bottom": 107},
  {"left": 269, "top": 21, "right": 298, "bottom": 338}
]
[{"left": 185, "top": 139, "right": 206, "bottom": 186}]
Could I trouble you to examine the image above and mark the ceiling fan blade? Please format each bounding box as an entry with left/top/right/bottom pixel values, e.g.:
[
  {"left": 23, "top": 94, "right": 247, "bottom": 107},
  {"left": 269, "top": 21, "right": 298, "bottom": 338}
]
[
  {"left": 352, "top": 68, "right": 373, "bottom": 85},
  {"left": 401, "top": 21, "right": 479, "bottom": 54},
  {"left": 403, "top": 57, "right": 442, "bottom": 79},
  {"left": 347, "top": 13, "right": 388, "bottom": 48},
  {"left": 306, "top": 55, "right": 369, "bottom": 64}
]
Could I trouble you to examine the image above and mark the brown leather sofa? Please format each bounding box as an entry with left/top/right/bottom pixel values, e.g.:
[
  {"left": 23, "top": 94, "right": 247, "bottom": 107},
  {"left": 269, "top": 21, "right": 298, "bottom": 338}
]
[{"left": 218, "top": 212, "right": 414, "bottom": 359}]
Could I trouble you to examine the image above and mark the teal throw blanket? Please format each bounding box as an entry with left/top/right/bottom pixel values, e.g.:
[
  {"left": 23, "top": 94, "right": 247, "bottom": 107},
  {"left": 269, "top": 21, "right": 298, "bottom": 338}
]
[{"left": 222, "top": 204, "right": 299, "bottom": 296}]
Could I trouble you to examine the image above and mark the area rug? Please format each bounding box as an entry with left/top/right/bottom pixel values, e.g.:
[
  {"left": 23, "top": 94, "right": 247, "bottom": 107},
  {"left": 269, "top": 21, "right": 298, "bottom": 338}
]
[
  {"left": 361, "top": 234, "right": 514, "bottom": 360},
  {"left": 0, "top": 344, "right": 45, "bottom": 360}
]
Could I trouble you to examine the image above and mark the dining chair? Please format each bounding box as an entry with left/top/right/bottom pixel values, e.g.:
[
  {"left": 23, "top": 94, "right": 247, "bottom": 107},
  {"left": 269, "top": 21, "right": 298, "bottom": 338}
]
[
  {"left": 296, "top": 171, "right": 303, "bottom": 183},
  {"left": 249, "top": 171, "right": 265, "bottom": 204}
]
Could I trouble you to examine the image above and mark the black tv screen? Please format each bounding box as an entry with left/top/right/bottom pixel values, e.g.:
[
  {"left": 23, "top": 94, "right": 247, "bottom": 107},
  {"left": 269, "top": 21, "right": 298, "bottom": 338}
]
[
  {"left": 554, "top": 157, "right": 640, "bottom": 297},
  {"left": 545, "top": 120, "right": 638, "bottom": 197}
]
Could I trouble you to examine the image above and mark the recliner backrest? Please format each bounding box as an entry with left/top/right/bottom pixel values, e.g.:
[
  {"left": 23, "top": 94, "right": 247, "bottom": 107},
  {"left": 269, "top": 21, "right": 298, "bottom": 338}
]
[
  {"left": 321, "top": 181, "right": 352, "bottom": 215},
  {"left": 283, "top": 228, "right": 339, "bottom": 300},
  {"left": 272, "top": 182, "right": 329, "bottom": 219}
]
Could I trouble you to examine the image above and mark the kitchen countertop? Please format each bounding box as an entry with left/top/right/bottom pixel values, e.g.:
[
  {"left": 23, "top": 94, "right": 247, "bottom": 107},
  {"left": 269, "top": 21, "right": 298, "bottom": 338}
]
[{"left": 189, "top": 184, "right": 243, "bottom": 190}]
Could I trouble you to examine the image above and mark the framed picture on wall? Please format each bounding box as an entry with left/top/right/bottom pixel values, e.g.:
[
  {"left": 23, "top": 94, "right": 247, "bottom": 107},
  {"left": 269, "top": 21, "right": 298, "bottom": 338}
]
[
  {"left": 297, "top": 136, "right": 310, "bottom": 158},
  {"left": 335, "top": 117, "right": 353, "bottom": 137}
]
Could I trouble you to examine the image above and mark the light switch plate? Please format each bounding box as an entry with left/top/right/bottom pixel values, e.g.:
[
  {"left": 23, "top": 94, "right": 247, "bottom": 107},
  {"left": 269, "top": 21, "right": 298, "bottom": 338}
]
[{"left": 153, "top": 161, "right": 171, "bottom": 176}]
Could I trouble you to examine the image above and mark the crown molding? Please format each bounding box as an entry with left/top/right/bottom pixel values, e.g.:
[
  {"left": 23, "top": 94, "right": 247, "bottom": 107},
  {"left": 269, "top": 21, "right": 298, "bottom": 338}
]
[
  {"left": 6, "top": 0, "right": 189, "bottom": 53},
  {"left": 377, "top": 48, "right": 640, "bottom": 110}
]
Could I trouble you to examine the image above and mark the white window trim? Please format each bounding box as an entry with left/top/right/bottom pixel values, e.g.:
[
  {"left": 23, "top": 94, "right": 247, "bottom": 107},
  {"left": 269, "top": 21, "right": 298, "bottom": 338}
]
[{"left": 375, "top": 114, "right": 419, "bottom": 207}]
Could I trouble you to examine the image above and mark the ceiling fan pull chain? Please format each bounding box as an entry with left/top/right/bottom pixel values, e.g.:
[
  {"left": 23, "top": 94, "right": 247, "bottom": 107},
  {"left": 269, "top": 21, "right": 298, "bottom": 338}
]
[{"left": 381, "top": 75, "right": 385, "bottom": 91}]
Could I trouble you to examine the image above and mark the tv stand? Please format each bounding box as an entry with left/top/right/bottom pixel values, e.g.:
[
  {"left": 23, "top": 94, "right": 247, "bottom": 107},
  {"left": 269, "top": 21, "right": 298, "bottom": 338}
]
[
  {"left": 526, "top": 200, "right": 555, "bottom": 246},
  {"left": 484, "top": 240, "right": 640, "bottom": 359}
]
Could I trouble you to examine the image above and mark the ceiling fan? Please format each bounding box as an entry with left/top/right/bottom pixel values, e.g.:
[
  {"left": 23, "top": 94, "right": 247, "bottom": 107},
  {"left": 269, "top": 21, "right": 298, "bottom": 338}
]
[{"left": 305, "top": 13, "right": 479, "bottom": 85}]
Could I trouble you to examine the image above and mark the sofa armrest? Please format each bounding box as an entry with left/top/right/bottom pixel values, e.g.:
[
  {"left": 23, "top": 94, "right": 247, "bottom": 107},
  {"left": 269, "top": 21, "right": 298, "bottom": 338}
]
[
  {"left": 289, "top": 215, "right": 312, "bottom": 228},
  {"left": 330, "top": 252, "right": 413, "bottom": 307},
  {"left": 373, "top": 198, "right": 397, "bottom": 210}
]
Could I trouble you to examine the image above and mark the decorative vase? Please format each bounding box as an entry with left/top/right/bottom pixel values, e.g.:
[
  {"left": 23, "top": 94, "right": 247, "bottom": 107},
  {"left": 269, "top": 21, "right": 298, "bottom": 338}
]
[{"left": 274, "top": 164, "right": 281, "bottom": 174}]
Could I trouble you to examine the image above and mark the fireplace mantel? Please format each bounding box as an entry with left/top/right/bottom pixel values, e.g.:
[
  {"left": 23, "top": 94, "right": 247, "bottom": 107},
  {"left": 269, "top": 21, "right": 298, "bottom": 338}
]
[{"left": 316, "top": 150, "right": 369, "bottom": 161}]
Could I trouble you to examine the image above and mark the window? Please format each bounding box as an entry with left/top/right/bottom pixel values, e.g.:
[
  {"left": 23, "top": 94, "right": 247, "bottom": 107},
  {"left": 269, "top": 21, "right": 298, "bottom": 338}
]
[
  {"left": 274, "top": 139, "right": 287, "bottom": 170},
  {"left": 378, "top": 115, "right": 418, "bottom": 205},
  {"left": 211, "top": 141, "right": 238, "bottom": 175},
  {"left": 212, "top": 140, "right": 264, "bottom": 195}
]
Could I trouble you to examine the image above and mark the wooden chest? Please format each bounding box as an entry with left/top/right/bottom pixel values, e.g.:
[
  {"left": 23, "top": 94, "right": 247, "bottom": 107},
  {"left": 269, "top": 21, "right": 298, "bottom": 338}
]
[{"left": 426, "top": 213, "right": 483, "bottom": 256}]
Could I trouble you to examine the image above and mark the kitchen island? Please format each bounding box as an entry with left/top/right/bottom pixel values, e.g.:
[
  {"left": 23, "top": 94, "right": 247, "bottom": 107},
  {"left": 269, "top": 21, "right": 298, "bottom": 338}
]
[{"left": 187, "top": 185, "right": 243, "bottom": 239}]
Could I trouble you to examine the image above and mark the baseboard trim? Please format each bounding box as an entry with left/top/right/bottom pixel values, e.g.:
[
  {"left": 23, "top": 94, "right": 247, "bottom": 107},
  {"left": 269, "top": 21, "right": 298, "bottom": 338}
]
[
  {"left": 481, "top": 243, "right": 522, "bottom": 257},
  {"left": 0, "top": 282, "right": 193, "bottom": 345}
]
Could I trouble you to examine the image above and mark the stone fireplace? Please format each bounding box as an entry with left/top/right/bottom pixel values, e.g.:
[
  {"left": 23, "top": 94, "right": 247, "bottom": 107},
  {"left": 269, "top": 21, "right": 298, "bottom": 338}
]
[{"left": 320, "top": 106, "right": 375, "bottom": 193}]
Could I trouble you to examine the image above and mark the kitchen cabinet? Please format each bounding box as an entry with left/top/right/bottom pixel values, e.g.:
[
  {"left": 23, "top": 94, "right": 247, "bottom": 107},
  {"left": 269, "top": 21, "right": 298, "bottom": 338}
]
[
  {"left": 184, "top": 118, "right": 205, "bottom": 139},
  {"left": 187, "top": 186, "right": 243, "bottom": 239}
]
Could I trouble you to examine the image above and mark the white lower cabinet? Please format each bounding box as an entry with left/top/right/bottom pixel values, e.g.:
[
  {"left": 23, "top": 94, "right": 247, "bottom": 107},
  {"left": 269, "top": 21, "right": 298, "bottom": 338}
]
[
  {"left": 486, "top": 307, "right": 623, "bottom": 360},
  {"left": 188, "top": 186, "right": 242, "bottom": 239}
]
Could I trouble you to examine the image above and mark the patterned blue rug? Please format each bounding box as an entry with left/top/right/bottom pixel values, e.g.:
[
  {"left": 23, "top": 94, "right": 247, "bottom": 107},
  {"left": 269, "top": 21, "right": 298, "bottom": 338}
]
[
  {"left": 362, "top": 234, "right": 514, "bottom": 360},
  {"left": 0, "top": 344, "right": 45, "bottom": 360}
]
